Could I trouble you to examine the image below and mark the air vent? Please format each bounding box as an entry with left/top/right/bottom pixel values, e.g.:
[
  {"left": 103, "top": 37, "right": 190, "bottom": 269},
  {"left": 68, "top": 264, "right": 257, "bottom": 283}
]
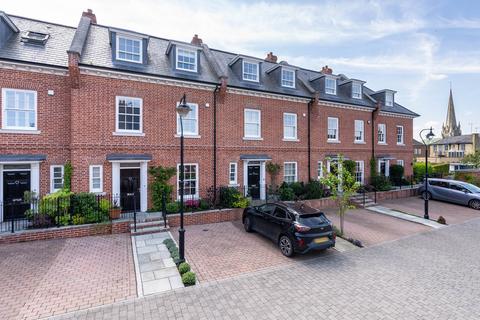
[{"left": 21, "top": 31, "right": 49, "bottom": 46}]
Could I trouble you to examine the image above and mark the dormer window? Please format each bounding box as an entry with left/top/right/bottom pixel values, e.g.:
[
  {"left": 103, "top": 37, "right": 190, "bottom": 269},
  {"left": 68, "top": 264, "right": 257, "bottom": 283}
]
[
  {"left": 242, "top": 60, "right": 259, "bottom": 82},
  {"left": 325, "top": 77, "right": 337, "bottom": 95},
  {"left": 176, "top": 47, "right": 197, "bottom": 72},
  {"left": 116, "top": 35, "right": 142, "bottom": 63},
  {"left": 385, "top": 91, "right": 394, "bottom": 106},
  {"left": 281, "top": 68, "right": 295, "bottom": 88},
  {"left": 352, "top": 82, "right": 362, "bottom": 99},
  {"left": 21, "top": 31, "right": 49, "bottom": 46}
]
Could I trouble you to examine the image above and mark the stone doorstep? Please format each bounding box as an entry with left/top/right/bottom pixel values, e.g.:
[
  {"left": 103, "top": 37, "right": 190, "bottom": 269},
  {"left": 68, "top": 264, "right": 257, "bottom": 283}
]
[{"left": 367, "top": 206, "right": 445, "bottom": 229}]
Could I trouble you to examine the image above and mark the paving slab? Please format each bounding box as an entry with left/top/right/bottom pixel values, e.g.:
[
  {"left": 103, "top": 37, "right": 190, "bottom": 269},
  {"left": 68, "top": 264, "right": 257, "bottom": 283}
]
[{"left": 367, "top": 205, "right": 445, "bottom": 228}]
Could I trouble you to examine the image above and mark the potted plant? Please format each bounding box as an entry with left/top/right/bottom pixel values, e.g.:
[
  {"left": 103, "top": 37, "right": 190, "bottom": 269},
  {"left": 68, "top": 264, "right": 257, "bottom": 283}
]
[{"left": 109, "top": 199, "right": 122, "bottom": 219}]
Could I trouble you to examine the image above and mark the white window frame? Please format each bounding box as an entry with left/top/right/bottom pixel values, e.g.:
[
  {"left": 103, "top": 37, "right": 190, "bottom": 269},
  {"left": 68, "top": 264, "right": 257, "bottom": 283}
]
[
  {"left": 115, "top": 96, "right": 143, "bottom": 134},
  {"left": 242, "top": 60, "right": 259, "bottom": 82},
  {"left": 229, "top": 162, "right": 238, "bottom": 185},
  {"left": 283, "top": 113, "right": 297, "bottom": 140},
  {"left": 281, "top": 68, "right": 295, "bottom": 88},
  {"left": 116, "top": 34, "right": 143, "bottom": 64},
  {"left": 396, "top": 125, "right": 404, "bottom": 145},
  {"left": 327, "top": 117, "right": 339, "bottom": 141},
  {"left": 89, "top": 165, "right": 103, "bottom": 193},
  {"left": 177, "top": 163, "right": 199, "bottom": 200},
  {"left": 352, "top": 82, "right": 362, "bottom": 99},
  {"left": 244, "top": 108, "right": 261, "bottom": 139},
  {"left": 317, "top": 161, "right": 323, "bottom": 180},
  {"left": 354, "top": 120, "right": 364, "bottom": 143},
  {"left": 397, "top": 160, "right": 404, "bottom": 167},
  {"left": 50, "top": 165, "right": 64, "bottom": 193},
  {"left": 176, "top": 47, "right": 198, "bottom": 72},
  {"left": 176, "top": 102, "right": 199, "bottom": 136},
  {"left": 385, "top": 91, "right": 394, "bottom": 107},
  {"left": 325, "top": 76, "right": 337, "bottom": 95},
  {"left": 378, "top": 123, "right": 386, "bottom": 144},
  {"left": 283, "top": 162, "right": 298, "bottom": 183},
  {"left": 2, "top": 88, "right": 38, "bottom": 131},
  {"left": 355, "top": 161, "right": 364, "bottom": 184}
]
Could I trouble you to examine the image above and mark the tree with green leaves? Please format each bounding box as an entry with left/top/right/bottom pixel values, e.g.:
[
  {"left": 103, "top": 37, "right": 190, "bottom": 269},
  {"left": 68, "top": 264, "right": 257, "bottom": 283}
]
[
  {"left": 321, "top": 155, "right": 360, "bottom": 235},
  {"left": 462, "top": 150, "right": 480, "bottom": 168},
  {"left": 148, "top": 166, "right": 176, "bottom": 211}
]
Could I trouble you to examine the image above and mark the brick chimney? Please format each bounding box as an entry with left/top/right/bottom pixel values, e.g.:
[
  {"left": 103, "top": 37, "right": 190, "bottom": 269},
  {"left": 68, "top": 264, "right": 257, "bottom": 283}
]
[
  {"left": 321, "top": 65, "right": 332, "bottom": 75},
  {"left": 82, "top": 9, "right": 97, "bottom": 24},
  {"left": 191, "top": 34, "right": 203, "bottom": 45},
  {"left": 265, "top": 52, "right": 278, "bottom": 63}
]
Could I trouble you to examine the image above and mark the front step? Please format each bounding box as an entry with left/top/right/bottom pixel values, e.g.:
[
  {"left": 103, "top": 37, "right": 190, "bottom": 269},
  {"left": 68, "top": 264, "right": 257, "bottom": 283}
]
[
  {"left": 130, "top": 225, "right": 169, "bottom": 236},
  {"left": 130, "top": 212, "right": 169, "bottom": 236},
  {"left": 350, "top": 194, "right": 376, "bottom": 208},
  {"left": 130, "top": 220, "right": 167, "bottom": 230}
]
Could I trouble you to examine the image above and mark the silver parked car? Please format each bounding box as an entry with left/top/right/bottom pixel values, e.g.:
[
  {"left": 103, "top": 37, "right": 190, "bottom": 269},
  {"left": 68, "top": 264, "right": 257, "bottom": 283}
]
[{"left": 418, "top": 178, "right": 480, "bottom": 210}]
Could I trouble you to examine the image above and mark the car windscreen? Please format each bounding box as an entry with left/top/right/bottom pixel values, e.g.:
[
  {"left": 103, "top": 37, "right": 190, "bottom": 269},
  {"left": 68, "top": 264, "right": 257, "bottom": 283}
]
[
  {"left": 297, "top": 213, "right": 329, "bottom": 226},
  {"left": 462, "top": 183, "right": 480, "bottom": 193}
]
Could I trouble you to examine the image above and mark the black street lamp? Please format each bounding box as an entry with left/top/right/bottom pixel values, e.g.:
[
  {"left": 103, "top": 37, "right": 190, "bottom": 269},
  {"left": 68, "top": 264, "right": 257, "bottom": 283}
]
[
  {"left": 419, "top": 127, "right": 435, "bottom": 220},
  {"left": 176, "top": 94, "right": 191, "bottom": 263}
]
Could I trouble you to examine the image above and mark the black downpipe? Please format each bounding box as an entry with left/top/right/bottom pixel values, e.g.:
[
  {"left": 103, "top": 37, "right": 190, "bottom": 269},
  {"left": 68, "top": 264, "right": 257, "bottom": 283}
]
[
  {"left": 213, "top": 85, "right": 219, "bottom": 203},
  {"left": 371, "top": 107, "right": 376, "bottom": 183},
  {"left": 307, "top": 99, "right": 313, "bottom": 181}
]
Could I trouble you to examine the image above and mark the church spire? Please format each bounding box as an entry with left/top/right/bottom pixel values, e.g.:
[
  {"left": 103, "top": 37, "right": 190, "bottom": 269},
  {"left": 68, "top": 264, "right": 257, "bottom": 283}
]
[{"left": 441, "top": 87, "right": 462, "bottom": 138}]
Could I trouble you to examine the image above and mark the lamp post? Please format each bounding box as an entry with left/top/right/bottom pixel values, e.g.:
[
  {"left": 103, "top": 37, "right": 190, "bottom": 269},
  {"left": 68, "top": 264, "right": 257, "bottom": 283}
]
[
  {"left": 419, "top": 127, "right": 435, "bottom": 219},
  {"left": 176, "top": 94, "right": 191, "bottom": 263}
]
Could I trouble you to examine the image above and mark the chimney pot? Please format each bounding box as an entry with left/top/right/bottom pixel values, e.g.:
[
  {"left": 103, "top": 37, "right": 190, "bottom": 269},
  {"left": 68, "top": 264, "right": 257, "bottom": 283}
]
[
  {"left": 191, "top": 34, "right": 203, "bottom": 45},
  {"left": 265, "top": 52, "right": 278, "bottom": 63},
  {"left": 321, "top": 65, "right": 333, "bottom": 75},
  {"left": 82, "top": 8, "right": 97, "bottom": 24}
]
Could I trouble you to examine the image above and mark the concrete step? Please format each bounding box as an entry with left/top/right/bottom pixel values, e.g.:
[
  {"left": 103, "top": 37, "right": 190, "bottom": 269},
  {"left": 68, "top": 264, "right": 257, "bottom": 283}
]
[
  {"left": 130, "top": 220, "right": 167, "bottom": 230},
  {"left": 130, "top": 225, "right": 170, "bottom": 236}
]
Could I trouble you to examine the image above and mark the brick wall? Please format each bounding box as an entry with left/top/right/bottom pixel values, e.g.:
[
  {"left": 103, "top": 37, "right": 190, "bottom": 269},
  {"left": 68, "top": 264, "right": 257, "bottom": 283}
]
[{"left": 167, "top": 208, "right": 244, "bottom": 227}]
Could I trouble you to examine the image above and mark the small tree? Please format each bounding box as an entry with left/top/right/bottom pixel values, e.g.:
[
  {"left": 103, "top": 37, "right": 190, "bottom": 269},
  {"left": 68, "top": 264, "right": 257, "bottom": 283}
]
[
  {"left": 266, "top": 162, "right": 282, "bottom": 190},
  {"left": 148, "top": 166, "right": 176, "bottom": 211},
  {"left": 462, "top": 150, "right": 480, "bottom": 168},
  {"left": 321, "top": 156, "right": 360, "bottom": 235},
  {"left": 63, "top": 161, "right": 73, "bottom": 192}
]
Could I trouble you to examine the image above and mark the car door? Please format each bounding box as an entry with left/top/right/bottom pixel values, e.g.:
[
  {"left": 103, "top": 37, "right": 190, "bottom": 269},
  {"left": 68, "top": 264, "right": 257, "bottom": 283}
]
[
  {"left": 448, "top": 183, "right": 471, "bottom": 205},
  {"left": 429, "top": 180, "right": 450, "bottom": 201},
  {"left": 265, "top": 207, "right": 290, "bottom": 241},
  {"left": 252, "top": 204, "right": 275, "bottom": 236}
]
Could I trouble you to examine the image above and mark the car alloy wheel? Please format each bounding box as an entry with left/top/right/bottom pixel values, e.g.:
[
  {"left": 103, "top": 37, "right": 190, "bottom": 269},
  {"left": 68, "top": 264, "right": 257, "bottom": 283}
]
[
  {"left": 243, "top": 216, "right": 252, "bottom": 232},
  {"left": 469, "top": 199, "right": 480, "bottom": 210},
  {"left": 279, "top": 235, "right": 294, "bottom": 257},
  {"left": 422, "top": 191, "right": 432, "bottom": 200}
]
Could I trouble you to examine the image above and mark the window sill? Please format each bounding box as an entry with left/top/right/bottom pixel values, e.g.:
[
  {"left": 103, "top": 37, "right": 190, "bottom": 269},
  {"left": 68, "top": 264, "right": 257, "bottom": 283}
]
[
  {"left": 378, "top": 142, "right": 388, "bottom": 145},
  {"left": 113, "top": 132, "right": 145, "bottom": 137},
  {"left": 283, "top": 138, "right": 299, "bottom": 142},
  {"left": 90, "top": 191, "right": 105, "bottom": 195},
  {"left": 0, "top": 129, "right": 41, "bottom": 135},
  {"left": 397, "top": 143, "right": 405, "bottom": 146},
  {"left": 243, "top": 137, "right": 263, "bottom": 141},
  {"left": 174, "top": 134, "right": 201, "bottom": 139},
  {"left": 354, "top": 141, "right": 366, "bottom": 144},
  {"left": 327, "top": 140, "right": 341, "bottom": 144},
  {"left": 228, "top": 183, "right": 239, "bottom": 187}
]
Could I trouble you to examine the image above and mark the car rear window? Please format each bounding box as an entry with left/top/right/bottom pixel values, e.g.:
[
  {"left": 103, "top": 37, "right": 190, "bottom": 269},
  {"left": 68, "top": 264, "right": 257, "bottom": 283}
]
[{"left": 297, "top": 213, "right": 329, "bottom": 226}]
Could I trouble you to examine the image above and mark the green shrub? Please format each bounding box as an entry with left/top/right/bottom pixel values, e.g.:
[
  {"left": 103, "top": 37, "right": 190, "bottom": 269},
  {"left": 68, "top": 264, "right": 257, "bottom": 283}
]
[
  {"left": 413, "top": 162, "right": 432, "bottom": 182},
  {"left": 343, "top": 160, "right": 356, "bottom": 175},
  {"left": 389, "top": 164, "right": 404, "bottom": 186},
  {"left": 163, "top": 238, "right": 174, "bottom": 246},
  {"left": 178, "top": 262, "right": 191, "bottom": 274},
  {"left": 231, "top": 193, "right": 249, "bottom": 208},
  {"left": 72, "top": 214, "right": 85, "bottom": 225},
  {"left": 370, "top": 175, "right": 392, "bottom": 191},
  {"left": 166, "top": 202, "right": 180, "bottom": 213},
  {"left": 278, "top": 184, "right": 295, "bottom": 201},
  {"left": 181, "top": 271, "right": 196, "bottom": 286},
  {"left": 199, "top": 199, "right": 211, "bottom": 210},
  {"left": 432, "top": 163, "right": 449, "bottom": 175},
  {"left": 56, "top": 214, "right": 70, "bottom": 226},
  {"left": 219, "top": 187, "right": 241, "bottom": 207},
  {"left": 99, "top": 199, "right": 110, "bottom": 215},
  {"left": 289, "top": 182, "right": 305, "bottom": 198},
  {"left": 148, "top": 166, "right": 176, "bottom": 211},
  {"left": 304, "top": 180, "right": 324, "bottom": 199}
]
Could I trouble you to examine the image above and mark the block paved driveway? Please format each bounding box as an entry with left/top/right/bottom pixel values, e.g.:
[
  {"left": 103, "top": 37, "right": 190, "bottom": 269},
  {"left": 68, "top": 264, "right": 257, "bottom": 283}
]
[
  {"left": 171, "top": 220, "right": 332, "bottom": 282},
  {"left": 322, "top": 206, "right": 431, "bottom": 246},
  {"left": 55, "top": 217, "right": 480, "bottom": 320},
  {"left": 0, "top": 234, "right": 136, "bottom": 320},
  {"left": 380, "top": 197, "right": 480, "bottom": 225}
]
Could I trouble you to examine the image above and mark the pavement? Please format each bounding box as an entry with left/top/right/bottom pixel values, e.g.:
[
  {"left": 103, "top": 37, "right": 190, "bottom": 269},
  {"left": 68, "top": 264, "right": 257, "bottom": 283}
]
[
  {"left": 0, "top": 235, "right": 136, "bottom": 320},
  {"left": 52, "top": 217, "right": 480, "bottom": 320},
  {"left": 367, "top": 205, "right": 445, "bottom": 228},
  {"left": 132, "top": 232, "right": 184, "bottom": 296}
]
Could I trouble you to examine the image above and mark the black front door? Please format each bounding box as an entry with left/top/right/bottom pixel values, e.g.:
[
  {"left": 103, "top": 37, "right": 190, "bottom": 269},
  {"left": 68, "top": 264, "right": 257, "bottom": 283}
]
[
  {"left": 3, "top": 171, "right": 31, "bottom": 219},
  {"left": 247, "top": 165, "right": 260, "bottom": 200},
  {"left": 120, "top": 169, "right": 141, "bottom": 212}
]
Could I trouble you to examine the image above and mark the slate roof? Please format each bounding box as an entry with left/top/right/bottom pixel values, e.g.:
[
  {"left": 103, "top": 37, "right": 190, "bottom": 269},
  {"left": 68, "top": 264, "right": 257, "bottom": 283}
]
[
  {"left": 430, "top": 134, "right": 475, "bottom": 145},
  {"left": 0, "top": 13, "right": 419, "bottom": 117}
]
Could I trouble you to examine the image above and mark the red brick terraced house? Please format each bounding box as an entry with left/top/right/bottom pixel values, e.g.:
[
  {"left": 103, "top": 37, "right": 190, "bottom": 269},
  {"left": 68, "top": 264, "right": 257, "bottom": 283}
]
[{"left": 0, "top": 10, "right": 419, "bottom": 220}]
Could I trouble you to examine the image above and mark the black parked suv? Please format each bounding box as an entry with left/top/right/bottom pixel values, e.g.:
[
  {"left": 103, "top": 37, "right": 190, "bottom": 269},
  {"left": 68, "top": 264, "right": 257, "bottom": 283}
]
[{"left": 242, "top": 202, "right": 336, "bottom": 257}]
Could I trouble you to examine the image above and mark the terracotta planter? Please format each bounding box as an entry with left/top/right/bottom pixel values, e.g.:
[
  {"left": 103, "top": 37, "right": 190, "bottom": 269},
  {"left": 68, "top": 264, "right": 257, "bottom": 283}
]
[{"left": 109, "top": 208, "right": 122, "bottom": 220}]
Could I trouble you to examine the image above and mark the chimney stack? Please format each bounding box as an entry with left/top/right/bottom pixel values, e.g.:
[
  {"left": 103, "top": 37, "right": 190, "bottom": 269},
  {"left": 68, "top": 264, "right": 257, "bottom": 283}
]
[
  {"left": 265, "top": 52, "right": 278, "bottom": 63},
  {"left": 321, "top": 65, "right": 332, "bottom": 75},
  {"left": 191, "top": 34, "right": 203, "bottom": 45},
  {"left": 82, "top": 9, "right": 97, "bottom": 24}
]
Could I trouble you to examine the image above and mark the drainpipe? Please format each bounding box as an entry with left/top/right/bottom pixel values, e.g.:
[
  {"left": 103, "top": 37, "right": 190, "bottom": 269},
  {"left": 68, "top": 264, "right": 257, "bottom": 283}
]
[
  {"left": 213, "top": 85, "right": 220, "bottom": 200},
  {"left": 307, "top": 99, "right": 313, "bottom": 181}
]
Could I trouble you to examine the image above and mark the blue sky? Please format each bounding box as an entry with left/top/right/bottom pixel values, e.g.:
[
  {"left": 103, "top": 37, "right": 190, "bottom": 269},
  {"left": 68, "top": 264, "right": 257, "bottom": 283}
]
[{"left": 4, "top": 0, "right": 480, "bottom": 137}]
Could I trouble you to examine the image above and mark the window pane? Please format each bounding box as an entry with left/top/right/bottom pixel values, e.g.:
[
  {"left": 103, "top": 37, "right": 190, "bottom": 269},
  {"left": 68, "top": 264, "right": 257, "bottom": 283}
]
[
  {"left": 117, "top": 97, "right": 141, "bottom": 132},
  {"left": 117, "top": 37, "right": 141, "bottom": 62}
]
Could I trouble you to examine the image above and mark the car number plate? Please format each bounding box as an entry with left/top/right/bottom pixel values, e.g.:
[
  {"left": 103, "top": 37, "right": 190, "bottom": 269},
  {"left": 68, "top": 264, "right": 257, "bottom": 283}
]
[{"left": 314, "top": 237, "right": 329, "bottom": 244}]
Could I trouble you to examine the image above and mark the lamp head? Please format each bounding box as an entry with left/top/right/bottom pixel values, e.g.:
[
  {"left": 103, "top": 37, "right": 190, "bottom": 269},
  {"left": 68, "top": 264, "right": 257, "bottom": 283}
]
[
  {"left": 426, "top": 127, "right": 435, "bottom": 140},
  {"left": 176, "top": 94, "right": 191, "bottom": 117}
]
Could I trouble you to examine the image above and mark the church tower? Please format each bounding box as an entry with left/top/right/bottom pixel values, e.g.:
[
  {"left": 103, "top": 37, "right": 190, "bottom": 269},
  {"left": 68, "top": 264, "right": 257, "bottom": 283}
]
[{"left": 441, "top": 88, "right": 462, "bottom": 138}]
